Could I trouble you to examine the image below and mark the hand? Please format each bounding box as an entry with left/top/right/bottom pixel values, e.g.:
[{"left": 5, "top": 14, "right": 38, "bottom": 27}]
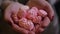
[
  {"left": 27, "top": 0, "right": 54, "bottom": 20},
  {"left": 4, "top": 2, "right": 35, "bottom": 34},
  {"left": 27, "top": 0, "right": 54, "bottom": 34}
]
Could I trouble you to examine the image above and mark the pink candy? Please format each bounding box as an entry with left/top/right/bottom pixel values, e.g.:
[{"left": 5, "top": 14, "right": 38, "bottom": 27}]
[
  {"left": 19, "top": 18, "right": 34, "bottom": 30},
  {"left": 38, "top": 9, "right": 47, "bottom": 17},
  {"left": 32, "top": 16, "right": 42, "bottom": 24},
  {"left": 17, "top": 9, "right": 27, "bottom": 19},
  {"left": 26, "top": 7, "right": 38, "bottom": 20},
  {"left": 17, "top": 7, "right": 47, "bottom": 31}
]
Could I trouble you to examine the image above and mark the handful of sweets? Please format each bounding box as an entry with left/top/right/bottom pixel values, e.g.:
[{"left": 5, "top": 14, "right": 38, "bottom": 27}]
[
  {"left": 12, "top": 5, "right": 50, "bottom": 31},
  {"left": 4, "top": 2, "right": 54, "bottom": 34}
]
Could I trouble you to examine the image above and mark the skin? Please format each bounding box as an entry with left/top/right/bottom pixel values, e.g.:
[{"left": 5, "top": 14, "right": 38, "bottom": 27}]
[
  {"left": 27, "top": 0, "right": 54, "bottom": 20},
  {"left": 27, "top": 0, "right": 54, "bottom": 34},
  {"left": 4, "top": 2, "right": 30, "bottom": 34},
  {"left": 4, "top": 0, "right": 54, "bottom": 34}
]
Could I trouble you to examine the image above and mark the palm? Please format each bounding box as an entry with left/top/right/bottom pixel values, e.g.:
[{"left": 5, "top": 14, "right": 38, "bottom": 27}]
[
  {"left": 27, "top": 0, "right": 54, "bottom": 34},
  {"left": 4, "top": 2, "right": 32, "bottom": 34}
]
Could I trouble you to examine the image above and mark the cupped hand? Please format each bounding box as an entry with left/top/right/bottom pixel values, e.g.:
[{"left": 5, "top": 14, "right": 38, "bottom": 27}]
[
  {"left": 27, "top": 0, "right": 54, "bottom": 34},
  {"left": 4, "top": 2, "right": 35, "bottom": 34}
]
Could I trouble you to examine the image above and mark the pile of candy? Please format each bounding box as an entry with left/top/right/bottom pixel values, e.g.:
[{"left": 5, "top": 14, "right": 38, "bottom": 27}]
[{"left": 12, "top": 6, "right": 49, "bottom": 31}]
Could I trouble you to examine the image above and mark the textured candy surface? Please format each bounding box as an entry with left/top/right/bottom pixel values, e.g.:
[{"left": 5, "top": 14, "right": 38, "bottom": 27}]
[
  {"left": 19, "top": 18, "right": 34, "bottom": 30},
  {"left": 13, "top": 6, "right": 48, "bottom": 31},
  {"left": 38, "top": 9, "right": 47, "bottom": 17}
]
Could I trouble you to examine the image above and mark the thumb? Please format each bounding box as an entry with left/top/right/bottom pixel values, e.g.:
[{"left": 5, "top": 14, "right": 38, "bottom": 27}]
[{"left": 41, "top": 17, "right": 50, "bottom": 28}]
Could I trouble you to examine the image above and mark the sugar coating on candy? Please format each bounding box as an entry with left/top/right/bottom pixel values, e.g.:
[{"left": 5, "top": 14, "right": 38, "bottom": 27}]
[{"left": 19, "top": 18, "right": 34, "bottom": 30}]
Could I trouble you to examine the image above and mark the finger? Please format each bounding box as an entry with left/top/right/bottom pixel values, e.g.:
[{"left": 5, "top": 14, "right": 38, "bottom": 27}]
[
  {"left": 28, "top": 31, "right": 35, "bottom": 34},
  {"left": 44, "top": 6, "right": 54, "bottom": 20},
  {"left": 38, "top": 28, "right": 45, "bottom": 33},
  {"left": 9, "top": 17, "right": 14, "bottom": 25},
  {"left": 43, "top": 1, "right": 54, "bottom": 20},
  {"left": 4, "top": 7, "right": 14, "bottom": 25},
  {"left": 11, "top": 13, "right": 19, "bottom": 24},
  {"left": 27, "top": 0, "right": 54, "bottom": 20},
  {"left": 11, "top": 23, "right": 29, "bottom": 34},
  {"left": 41, "top": 17, "right": 50, "bottom": 28},
  {"left": 27, "top": 0, "right": 46, "bottom": 9},
  {"left": 35, "top": 28, "right": 44, "bottom": 34}
]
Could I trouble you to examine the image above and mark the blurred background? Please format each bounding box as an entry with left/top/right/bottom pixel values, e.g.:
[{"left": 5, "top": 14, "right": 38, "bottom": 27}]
[{"left": 0, "top": 0, "right": 60, "bottom": 34}]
